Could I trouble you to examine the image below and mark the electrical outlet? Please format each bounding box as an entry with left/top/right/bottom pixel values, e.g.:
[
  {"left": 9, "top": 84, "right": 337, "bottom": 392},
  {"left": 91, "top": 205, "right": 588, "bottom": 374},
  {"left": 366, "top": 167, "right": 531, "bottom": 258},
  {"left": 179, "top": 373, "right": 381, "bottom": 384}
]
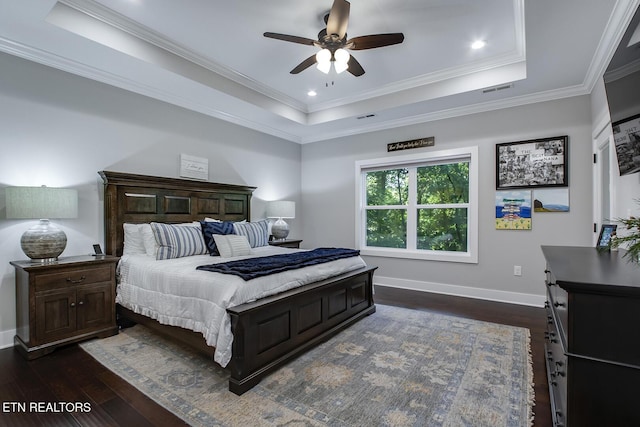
[{"left": 514, "top": 265, "right": 522, "bottom": 276}]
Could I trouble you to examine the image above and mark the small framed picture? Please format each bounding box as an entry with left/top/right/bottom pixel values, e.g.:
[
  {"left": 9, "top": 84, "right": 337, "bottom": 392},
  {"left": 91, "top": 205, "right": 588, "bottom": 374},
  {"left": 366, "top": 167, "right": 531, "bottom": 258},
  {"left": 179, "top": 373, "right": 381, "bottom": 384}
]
[{"left": 596, "top": 224, "right": 617, "bottom": 249}]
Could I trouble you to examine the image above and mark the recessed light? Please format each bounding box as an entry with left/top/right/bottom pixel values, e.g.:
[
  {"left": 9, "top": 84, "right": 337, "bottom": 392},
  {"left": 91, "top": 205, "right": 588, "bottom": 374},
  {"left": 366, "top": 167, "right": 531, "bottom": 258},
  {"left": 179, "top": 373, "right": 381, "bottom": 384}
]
[
  {"left": 307, "top": 90, "right": 317, "bottom": 97},
  {"left": 471, "top": 40, "right": 486, "bottom": 50}
]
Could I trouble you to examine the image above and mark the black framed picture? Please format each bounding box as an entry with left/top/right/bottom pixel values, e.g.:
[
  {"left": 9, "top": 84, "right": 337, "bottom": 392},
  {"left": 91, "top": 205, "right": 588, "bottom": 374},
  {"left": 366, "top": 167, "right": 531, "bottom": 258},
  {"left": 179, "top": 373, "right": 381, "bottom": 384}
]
[
  {"left": 596, "top": 224, "right": 617, "bottom": 249},
  {"left": 611, "top": 113, "right": 640, "bottom": 176},
  {"left": 496, "top": 136, "right": 568, "bottom": 190}
]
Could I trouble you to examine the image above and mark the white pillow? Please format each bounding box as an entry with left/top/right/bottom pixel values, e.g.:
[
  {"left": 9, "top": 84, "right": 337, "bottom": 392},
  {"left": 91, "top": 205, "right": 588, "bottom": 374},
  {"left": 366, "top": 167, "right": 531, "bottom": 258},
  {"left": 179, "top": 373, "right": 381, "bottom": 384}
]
[
  {"left": 123, "top": 223, "right": 147, "bottom": 256},
  {"left": 212, "top": 234, "right": 252, "bottom": 258},
  {"left": 203, "top": 217, "right": 222, "bottom": 222},
  {"left": 141, "top": 224, "right": 158, "bottom": 257}
]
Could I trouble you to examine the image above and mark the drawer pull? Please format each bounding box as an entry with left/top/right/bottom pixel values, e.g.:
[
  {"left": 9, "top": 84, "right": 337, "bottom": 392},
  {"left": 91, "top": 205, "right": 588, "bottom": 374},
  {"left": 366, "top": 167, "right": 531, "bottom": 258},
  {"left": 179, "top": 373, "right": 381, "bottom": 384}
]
[
  {"left": 66, "top": 275, "right": 86, "bottom": 284},
  {"left": 554, "top": 301, "right": 565, "bottom": 308},
  {"left": 78, "top": 301, "right": 84, "bottom": 306},
  {"left": 545, "top": 331, "right": 558, "bottom": 343}
]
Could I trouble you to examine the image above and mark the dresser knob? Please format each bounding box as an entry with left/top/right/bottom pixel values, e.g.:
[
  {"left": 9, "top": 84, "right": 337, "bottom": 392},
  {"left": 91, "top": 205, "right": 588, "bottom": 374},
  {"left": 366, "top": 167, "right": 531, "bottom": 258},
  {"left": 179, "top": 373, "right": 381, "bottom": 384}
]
[
  {"left": 78, "top": 301, "right": 84, "bottom": 306},
  {"left": 70, "top": 302, "right": 76, "bottom": 308}
]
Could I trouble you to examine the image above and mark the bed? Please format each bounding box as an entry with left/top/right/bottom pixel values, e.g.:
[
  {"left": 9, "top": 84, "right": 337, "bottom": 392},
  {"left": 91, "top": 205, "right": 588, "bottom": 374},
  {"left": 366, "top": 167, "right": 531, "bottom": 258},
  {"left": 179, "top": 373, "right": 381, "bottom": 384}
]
[{"left": 99, "top": 171, "right": 376, "bottom": 395}]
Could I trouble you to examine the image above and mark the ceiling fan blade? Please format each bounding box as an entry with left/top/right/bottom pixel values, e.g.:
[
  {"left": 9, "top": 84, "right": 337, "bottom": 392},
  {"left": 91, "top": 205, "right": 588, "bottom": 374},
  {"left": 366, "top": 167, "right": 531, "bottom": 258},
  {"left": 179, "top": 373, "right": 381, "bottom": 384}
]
[
  {"left": 348, "top": 33, "right": 405, "bottom": 50},
  {"left": 347, "top": 55, "right": 365, "bottom": 77},
  {"left": 290, "top": 54, "right": 317, "bottom": 74},
  {"left": 326, "top": 0, "right": 350, "bottom": 39},
  {"left": 263, "top": 32, "right": 316, "bottom": 46}
]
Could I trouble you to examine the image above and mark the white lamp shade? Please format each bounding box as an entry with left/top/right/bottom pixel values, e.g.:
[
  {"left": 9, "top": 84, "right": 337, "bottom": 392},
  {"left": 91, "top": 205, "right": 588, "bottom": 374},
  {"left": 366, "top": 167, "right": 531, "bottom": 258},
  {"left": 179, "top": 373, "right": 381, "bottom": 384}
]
[
  {"left": 6, "top": 186, "right": 78, "bottom": 219},
  {"left": 266, "top": 200, "right": 295, "bottom": 219}
]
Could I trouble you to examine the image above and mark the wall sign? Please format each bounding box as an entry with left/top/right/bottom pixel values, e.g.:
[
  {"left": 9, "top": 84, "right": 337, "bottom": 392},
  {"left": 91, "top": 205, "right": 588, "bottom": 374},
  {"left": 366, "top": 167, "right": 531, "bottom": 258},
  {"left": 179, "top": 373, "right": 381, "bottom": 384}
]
[
  {"left": 387, "top": 137, "right": 435, "bottom": 152},
  {"left": 180, "top": 154, "right": 209, "bottom": 180}
]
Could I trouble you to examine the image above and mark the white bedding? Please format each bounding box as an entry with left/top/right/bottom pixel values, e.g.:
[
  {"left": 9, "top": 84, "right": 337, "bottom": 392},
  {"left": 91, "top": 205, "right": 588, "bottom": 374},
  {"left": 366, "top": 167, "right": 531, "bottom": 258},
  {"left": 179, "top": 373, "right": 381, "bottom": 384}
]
[{"left": 116, "top": 245, "right": 367, "bottom": 367}]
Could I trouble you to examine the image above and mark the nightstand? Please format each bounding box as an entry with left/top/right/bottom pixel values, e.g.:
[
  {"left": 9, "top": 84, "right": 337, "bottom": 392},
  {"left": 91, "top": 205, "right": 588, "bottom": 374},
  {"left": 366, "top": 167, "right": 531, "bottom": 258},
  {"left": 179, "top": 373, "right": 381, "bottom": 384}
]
[
  {"left": 11, "top": 255, "right": 119, "bottom": 360},
  {"left": 269, "top": 239, "right": 303, "bottom": 249}
]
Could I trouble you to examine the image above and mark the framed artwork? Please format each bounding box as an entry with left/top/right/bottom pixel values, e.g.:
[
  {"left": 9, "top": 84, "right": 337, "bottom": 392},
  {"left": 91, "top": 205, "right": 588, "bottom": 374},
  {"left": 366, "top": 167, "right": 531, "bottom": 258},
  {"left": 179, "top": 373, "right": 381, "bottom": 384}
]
[
  {"left": 612, "top": 113, "right": 640, "bottom": 176},
  {"left": 495, "top": 190, "right": 532, "bottom": 230},
  {"left": 533, "top": 188, "right": 569, "bottom": 212},
  {"left": 496, "top": 136, "right": 568, "bottom": 189},
  {"left": 596, "top": 224, "right": 617, "bottom": 249}
]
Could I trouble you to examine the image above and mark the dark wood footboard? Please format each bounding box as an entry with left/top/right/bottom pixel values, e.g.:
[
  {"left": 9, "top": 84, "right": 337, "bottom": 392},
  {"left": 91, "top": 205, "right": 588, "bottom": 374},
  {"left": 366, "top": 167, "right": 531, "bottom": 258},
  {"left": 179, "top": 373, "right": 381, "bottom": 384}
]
[
  {"left": 227, "top": 265, "right": 376, "bottom": 395},
  {"left": 116, "top": 265, "right": 376, "bottom": 395}
]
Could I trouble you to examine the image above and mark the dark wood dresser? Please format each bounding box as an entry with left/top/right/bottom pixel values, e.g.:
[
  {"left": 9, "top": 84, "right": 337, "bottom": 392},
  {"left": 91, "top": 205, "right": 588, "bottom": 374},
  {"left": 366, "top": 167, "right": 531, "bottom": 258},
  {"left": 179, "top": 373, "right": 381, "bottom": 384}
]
[
  {"left": 542, "top": 246, "right": 640, "bottom": 427},
  {"left": 11, "top": 255, "right": 119, "bottom": 360}
]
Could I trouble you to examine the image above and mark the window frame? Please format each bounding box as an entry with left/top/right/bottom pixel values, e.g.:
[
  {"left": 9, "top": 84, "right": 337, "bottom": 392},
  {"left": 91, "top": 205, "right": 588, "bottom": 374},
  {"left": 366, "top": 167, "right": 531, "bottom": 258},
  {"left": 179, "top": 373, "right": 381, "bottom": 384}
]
[{"left": 355, "top": 146, "right": 478, "bottom": 263}]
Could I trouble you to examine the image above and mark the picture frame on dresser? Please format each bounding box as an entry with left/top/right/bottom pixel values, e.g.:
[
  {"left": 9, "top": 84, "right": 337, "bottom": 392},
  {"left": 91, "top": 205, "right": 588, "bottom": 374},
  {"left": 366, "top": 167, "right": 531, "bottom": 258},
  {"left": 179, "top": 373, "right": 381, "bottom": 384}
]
[
  {"left": 496, "top": 136, "right": 568, "bottom": 190},
  {"left": 596, "top": 224, "right": 617, "bottom": 249}
]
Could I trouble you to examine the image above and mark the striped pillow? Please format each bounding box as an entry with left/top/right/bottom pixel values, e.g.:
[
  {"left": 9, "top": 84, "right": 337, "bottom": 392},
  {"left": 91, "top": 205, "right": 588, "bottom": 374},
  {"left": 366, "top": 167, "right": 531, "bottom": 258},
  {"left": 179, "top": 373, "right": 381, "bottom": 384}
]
[
  {"left": 213, "top": 234, "right": 252, "bottom": 258},
  {"left": 233, "top": 219, "right": 269, "bottom": 248},
  {"left": 150, "top": 222, "right": 208, "bottom": 260}
]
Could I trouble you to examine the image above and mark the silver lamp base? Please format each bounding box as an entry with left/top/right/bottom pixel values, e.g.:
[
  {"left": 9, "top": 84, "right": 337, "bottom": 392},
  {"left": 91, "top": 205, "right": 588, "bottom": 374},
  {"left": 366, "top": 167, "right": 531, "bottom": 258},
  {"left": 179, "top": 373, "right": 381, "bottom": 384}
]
[
  {"left": 21, "top": 219, "right": 67, "bottom": 262},
  {"left": 271, "top": 218, "right": 290, "bottom": 240}
]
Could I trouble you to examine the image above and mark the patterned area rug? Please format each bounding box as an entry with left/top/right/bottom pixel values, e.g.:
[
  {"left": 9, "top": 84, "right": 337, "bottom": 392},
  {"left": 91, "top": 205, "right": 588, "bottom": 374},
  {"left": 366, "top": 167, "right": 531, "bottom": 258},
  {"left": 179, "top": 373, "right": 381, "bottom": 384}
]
[{"left": 80, "top": 305, "right": 533, "bottom": 427}]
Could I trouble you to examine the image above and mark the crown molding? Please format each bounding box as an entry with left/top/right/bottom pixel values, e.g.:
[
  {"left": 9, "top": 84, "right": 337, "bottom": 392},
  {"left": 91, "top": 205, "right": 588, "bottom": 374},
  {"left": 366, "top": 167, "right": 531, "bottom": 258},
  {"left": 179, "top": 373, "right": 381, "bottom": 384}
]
[
  {"left": 584, "top": 0, "right": 640, "bottom": 91},
  {"left": 59, "top": 0, "right": 308, "bottom": 113},
  {"left": 0, "top": 36, "right": 303, "bottom": 143},
  {"left": 300, "top": 84, "right": 591, "bottom": 143}
]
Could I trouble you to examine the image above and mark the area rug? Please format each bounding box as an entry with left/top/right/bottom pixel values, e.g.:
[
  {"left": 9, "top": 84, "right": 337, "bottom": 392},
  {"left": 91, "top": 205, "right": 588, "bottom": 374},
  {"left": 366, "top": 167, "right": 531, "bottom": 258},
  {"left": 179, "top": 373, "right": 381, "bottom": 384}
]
[{"left": 80, "top": 305, "right": 534, "bottom": 427}]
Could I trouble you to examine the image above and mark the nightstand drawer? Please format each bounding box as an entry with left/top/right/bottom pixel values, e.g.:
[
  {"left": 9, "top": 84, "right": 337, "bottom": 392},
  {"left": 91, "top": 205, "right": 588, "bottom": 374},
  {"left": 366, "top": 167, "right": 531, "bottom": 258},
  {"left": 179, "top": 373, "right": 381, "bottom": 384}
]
[{"left": 34, "top": 266, "right": 113, "bottom": 291}]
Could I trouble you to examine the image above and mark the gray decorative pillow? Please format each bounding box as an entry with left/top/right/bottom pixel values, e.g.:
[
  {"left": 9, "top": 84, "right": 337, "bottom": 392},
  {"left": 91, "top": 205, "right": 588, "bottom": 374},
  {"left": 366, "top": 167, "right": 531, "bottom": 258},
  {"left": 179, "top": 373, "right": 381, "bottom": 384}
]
[
  {"left": 233, "top": 219, "right": 269, "bottom": 248},
  {"left": 150, "top": 222, "right": 208, "bottom": 260}
]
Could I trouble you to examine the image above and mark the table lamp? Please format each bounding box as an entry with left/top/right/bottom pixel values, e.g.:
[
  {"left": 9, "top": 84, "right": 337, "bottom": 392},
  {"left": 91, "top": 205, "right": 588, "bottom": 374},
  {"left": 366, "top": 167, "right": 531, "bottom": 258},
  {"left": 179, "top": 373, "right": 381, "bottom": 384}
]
[
  {"left": 6, "top": 185, "right": 78, "bottom": 262},
  {"left": 267, "top": 200, "right": 295, "bottom": 240}
]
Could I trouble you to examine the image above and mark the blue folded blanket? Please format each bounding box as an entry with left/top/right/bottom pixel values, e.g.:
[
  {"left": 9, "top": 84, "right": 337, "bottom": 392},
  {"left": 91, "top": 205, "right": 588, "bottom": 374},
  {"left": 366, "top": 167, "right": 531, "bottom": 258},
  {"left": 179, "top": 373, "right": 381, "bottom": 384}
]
[{"left": 196, "top": 247, "right": 360, "bottom": 280}]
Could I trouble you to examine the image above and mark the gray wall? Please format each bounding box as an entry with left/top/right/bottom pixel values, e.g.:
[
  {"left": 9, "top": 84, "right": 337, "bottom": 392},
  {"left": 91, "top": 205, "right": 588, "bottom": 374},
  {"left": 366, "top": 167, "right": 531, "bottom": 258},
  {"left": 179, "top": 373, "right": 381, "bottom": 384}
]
[
  {"left": 301, "top": 96, "right": 595, "bottom": 305},
  {"left": 0, "top": 52, "right": 302, "bottom": 347}
]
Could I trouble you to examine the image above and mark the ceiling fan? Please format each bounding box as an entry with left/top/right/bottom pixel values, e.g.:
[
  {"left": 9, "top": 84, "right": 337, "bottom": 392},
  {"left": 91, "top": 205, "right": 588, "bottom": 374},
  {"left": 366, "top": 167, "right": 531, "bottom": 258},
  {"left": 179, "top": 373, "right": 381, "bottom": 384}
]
[{"left": 263, "top": 0, "right": 404, "bottom": 77}]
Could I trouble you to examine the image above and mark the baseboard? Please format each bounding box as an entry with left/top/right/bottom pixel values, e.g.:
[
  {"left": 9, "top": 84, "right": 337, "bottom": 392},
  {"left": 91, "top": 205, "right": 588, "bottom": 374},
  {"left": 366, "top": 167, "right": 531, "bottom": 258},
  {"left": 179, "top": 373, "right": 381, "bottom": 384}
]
[
  {"left": 0, "top": 328, "right": 15, "bottom": 350},
  {"left": 374, "top": 276, "right": 546, "bottom": 307}
]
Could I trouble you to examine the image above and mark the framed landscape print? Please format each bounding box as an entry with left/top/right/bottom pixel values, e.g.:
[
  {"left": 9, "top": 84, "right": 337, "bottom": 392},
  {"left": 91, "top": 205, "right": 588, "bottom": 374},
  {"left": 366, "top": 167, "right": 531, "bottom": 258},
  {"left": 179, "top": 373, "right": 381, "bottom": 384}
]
[
  {"left": 496, "top": 136, "right": 568, "bottom": 190},
  {"left": 612, "top": 113, "right": 640, "bottom": 176}
]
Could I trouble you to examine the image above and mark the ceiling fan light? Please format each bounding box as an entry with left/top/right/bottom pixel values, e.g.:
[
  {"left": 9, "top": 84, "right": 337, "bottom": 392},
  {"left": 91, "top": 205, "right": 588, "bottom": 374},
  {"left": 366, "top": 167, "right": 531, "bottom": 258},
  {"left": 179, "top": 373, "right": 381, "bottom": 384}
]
[
  {"left": 316, "top": 48, "right": 331, "bottom": 64},
  {"left": 334, "top": 60, "right": 349, "bottom": 74},
  {"left": 315, "top": 48, "right": 332, "bottom": 73},
  {"left": 317, "top": 61, "right": 331, "bottom": 74},
  {"left": 334, "top": 48, "right": 350, "bottom": 64}
]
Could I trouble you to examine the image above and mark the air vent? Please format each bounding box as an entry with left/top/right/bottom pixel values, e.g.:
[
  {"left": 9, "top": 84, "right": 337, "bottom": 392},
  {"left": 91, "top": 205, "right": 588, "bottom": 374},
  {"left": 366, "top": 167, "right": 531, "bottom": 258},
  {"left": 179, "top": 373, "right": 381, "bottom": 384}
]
[
  {"left": 482, "top": 83, "right": 513, "bottom": 94},
  {"left": 357, "top": 114, "right": 376, "bottom": 120}
]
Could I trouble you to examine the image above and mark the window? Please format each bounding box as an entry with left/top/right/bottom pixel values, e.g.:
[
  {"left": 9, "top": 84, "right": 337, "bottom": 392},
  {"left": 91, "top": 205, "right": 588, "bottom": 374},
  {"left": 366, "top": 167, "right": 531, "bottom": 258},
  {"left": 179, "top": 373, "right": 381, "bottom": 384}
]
[{"left": 355, "top": 147, "right": 478, "bottom": 263}]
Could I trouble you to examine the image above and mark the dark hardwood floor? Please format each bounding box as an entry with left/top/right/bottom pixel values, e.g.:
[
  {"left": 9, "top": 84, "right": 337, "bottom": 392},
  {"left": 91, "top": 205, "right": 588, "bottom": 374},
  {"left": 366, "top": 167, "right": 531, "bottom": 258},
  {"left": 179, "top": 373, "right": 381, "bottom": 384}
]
[{"left": 0, "top": 287, "right": 550, "bottom": 427}]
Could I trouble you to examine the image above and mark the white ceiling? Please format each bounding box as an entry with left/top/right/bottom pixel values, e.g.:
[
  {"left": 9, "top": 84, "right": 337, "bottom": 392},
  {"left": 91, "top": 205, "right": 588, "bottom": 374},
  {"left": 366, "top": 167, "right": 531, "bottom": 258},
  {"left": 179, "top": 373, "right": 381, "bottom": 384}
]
[{"left": 0, "top": 0, "right": 637, "bottom": 143}]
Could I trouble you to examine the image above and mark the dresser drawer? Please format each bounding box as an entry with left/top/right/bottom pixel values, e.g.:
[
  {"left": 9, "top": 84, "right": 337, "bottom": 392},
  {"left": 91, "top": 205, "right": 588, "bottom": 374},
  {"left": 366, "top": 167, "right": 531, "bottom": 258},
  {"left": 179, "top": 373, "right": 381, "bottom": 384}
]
[
  {"left": 34, "top": 266, "right": 113, "bottom": 292},
  {"left": 545, "top": 304, "right": 567, "bottom": 426}
]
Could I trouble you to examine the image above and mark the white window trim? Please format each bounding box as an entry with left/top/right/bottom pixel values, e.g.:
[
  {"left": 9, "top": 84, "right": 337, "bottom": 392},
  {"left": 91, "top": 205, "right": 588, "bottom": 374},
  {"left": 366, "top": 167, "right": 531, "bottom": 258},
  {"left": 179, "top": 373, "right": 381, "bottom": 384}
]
[{"left": 355, "top": 146, "right": 478, "bottom": 263}]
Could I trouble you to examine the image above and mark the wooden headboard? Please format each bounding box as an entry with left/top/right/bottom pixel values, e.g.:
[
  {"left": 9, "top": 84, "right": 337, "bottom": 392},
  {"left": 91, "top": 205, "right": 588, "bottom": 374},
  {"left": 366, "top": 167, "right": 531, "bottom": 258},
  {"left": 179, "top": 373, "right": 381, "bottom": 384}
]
[{"left": 99, "top": 171, "right": 255, "bottom": 256}]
